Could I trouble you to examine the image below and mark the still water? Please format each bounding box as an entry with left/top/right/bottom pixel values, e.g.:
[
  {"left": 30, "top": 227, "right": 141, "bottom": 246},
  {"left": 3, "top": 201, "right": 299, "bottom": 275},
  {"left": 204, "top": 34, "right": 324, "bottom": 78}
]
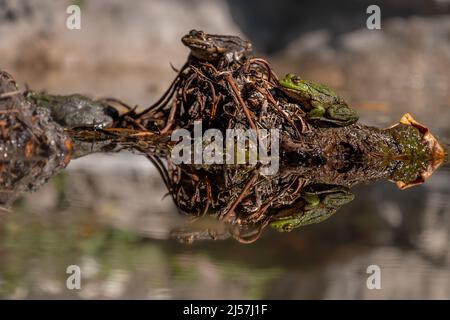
[{"left": 1, "top": 145, "right": 449, "bottom": 299}]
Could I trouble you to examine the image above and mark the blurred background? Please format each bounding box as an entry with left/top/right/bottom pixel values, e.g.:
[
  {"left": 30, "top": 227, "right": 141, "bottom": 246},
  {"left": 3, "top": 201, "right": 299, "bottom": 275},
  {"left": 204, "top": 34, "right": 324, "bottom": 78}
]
[{"left": 0, "top": 0, "right": 449, "bottom": 299}]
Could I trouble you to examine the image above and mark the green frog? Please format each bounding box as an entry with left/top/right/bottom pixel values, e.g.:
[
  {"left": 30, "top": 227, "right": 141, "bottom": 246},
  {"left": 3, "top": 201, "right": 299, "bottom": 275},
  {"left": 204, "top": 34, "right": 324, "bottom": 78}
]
[
  {"left": 269, "top": 185, "right": 355, "bottom": 232},
  {"left": 181, "top": 29, "right": 252, "bottom": 65},
  {"left": 25, "top": 91, "right": 117, "bottom": 129},
  {"left": 278, "top": 73, "right": 359, "bottom": 126}
]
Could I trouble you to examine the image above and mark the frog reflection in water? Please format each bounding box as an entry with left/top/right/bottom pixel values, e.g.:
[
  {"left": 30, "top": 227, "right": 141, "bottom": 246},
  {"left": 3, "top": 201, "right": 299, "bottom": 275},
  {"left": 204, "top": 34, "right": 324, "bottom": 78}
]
[
  {"left": 278, "top": 73, "right": 359, "bottom": 126},
  {"left": 269, "top": 185, "right": 355, "bottom": 232},
  {"left": 181, "top": 29, "right": 252, "bottom": 65},
  {"left": 170, "top": 183, "right": 355, "bottom": 243}
]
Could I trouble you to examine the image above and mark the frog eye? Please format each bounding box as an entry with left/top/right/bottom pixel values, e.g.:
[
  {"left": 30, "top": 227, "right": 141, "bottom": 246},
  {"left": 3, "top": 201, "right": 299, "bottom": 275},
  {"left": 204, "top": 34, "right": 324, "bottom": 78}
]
[
  {"left": 292, "top": 77, "right": 302, "bottom": 84},
  {"left": 191, "top": 30, "right": 205, "bottom": 38},
  {"left": 283, "top": 223, "right": 294, "bottom": 232},
  {"left": 189, "top": 30, "right": 204, "bottom": 38}
]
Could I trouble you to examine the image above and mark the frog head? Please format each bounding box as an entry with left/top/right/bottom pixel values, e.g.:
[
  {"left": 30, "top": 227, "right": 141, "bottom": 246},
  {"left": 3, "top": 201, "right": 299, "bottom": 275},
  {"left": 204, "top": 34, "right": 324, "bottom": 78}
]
[
  {"left": 181, "top": 30, "right": 252, "bottom": 63},
  {"left": 269, "top": 185, "right": 355, "bottom": 232},
  {"left": 278, "top": 73, "right": 311, "bottom": 93}
]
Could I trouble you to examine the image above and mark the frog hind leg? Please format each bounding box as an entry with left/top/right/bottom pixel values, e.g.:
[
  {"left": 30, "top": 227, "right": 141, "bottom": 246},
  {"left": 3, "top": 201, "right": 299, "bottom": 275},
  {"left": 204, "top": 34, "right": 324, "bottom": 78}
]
[
  {"left": 324, "top": 105, "right": 359, "bottom": 126},
  {"left": 306, "top": 104, "right": 326, "bottom": 120}
]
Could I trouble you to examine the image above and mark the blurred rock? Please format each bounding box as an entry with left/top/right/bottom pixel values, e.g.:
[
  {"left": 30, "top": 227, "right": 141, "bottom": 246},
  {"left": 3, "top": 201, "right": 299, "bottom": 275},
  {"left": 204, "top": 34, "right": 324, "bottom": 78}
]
[
  {"left": 274, "top": 16, "right": 450, "bottom": 133},
  {"left": 226, "top": 0, "right": 450, "bottom": 53},
  {"left": 0, "top": 0, "right": 243, "bottom": 105}
]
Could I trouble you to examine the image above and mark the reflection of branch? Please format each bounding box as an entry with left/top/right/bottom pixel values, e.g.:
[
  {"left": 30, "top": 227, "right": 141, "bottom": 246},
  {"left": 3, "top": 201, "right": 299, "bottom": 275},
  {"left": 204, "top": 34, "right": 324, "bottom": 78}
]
[
  {"left": 221, "top": 168, "right": 259, "bottom": 222},
  {"left": 232, "top": 218, "right": 270, "bottom": 244}
]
